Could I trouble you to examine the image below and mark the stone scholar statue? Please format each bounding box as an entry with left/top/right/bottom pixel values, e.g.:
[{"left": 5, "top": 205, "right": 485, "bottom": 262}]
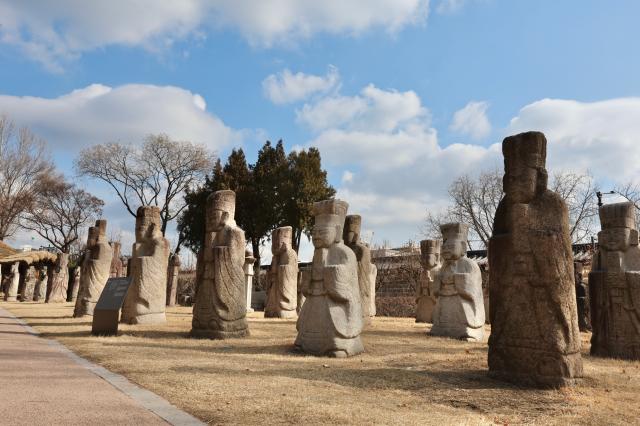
[
  {"left": 121, "top": 206, "right": 170, "bottom": 325},
  {"left": 265, "top": 226, "right": 298, "bottom": 319},
  {"left": 343, "top": 215, "right": 377, "bottom": 324},
  {"left": 295, "top": 199, "right": 364, "bottom": 357},
  {"left": 590, "top": 202, "right": 640, "bottom": 360},
  {"left": 488, "top": 131, "right": 582, "bottom": 387},
  {"left": 47, "top": 253, "right": 69, "bottom": 303},
  {"left": 416, "top": 239, "right": 441, "bottom": 323},
  {"left": 166, "top": 250, "right": 181, "bottom": 307},
  {"left": 74, "top": 220, "right": 113, "bottom": 317},
  {"left": 574, "top": 262, "right": 590, "bottom": 332},
  {"left": 191, "top": 190, "right": 248, "bottom": 338},
  {"left": 430, "top": 223, "right": 485, "bottom": 341}
]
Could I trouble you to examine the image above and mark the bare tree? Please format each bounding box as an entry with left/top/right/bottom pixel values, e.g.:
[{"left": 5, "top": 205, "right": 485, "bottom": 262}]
[
  {"left": 424, "top": 169, "right": 598, "bottom": 247},
  {"left": 21, "top": 175, "right": 104, "bottom": 254},
  {"left": 75, "top": 134, "right": 214, "bottom": 238},
  {"left": 0, "top": 115, "right": 55, "bottom": 240}
]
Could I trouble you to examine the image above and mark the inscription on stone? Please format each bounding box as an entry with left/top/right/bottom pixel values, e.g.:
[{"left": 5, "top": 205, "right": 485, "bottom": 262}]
[{"left": 92, "top": 277, "right": 133, "bottom": 336}]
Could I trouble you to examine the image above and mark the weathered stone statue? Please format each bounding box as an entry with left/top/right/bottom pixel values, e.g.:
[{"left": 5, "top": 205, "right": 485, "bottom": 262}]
[
  {"left": 244, "top": 250, "right": 255, "bottom": 313},
  {"left": 121, "top": 207, "right": 170, "bottom": 325},
  {"left": 33, "top": 265, "right": 48, "bottom": 302},
  {"left": 416, "top": 239, "right": 441, "bottom": 323},
  {"left": 4, "top": 262, "right": 19, "bottom": 301},
  {"left": 74, "top": 220, "right": 113, "bottom": 317},
  {"left": 46, "top": 253, "right": 69, "bottom": 303},
  {"left": 574, "top": 262, "right": 590, "bottom": 332},
  {"left": 297, "top": 267, "right": 310, "bottom": 314},
  {"left": 590, "top": 202, "right": 640, "bottom": 359},
  {"left": 343, "top": 215, "right": 377, "bottom": 324},
  {"left": 110, "top": 242, "right": 124, "bottom": 278},
  {"left": 295, "top": 199, "right": 364, "bottom": 357},
  {"left": 488, "top": 131, "right": 582, "bottom": 387},
  {"left": 191, "top": 190, "right": 248, "bottom": 338},
  {"left": 265, "top": 226, "right": 298, "bottom": 319},
  {"left": 20, "top": 265, "right": 37, "bottom": 302},
  {"left": 430, "top": 224, "right": 484, "bottom": 341},
  {"left": 166, "top": 251, "right": 181, "bottom": 307},
  {"left": 69, "top": 267, "right": 81, "bottom": 302}
]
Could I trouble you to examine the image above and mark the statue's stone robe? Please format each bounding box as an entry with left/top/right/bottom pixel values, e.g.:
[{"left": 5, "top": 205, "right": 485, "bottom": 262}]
[
  {"left": 590, "top": 242, "right": 640, "bottom": 359},
  {"left": 192, "top": 223, "right": 248, "bottom": 338},
  {"left": 431, "top": 257, "right": 484, "bottom": 340},
  {"left": 295, "top": 243, "right": 364, "bottom": 357},
  {"left": 488, "top": 191, "right": 583, "bottom": 387},
  {"left": 121, "top": 233, "right": 169, "bottom": 324},
  {"left": 265, "top": 246, "right": 298, "bottom": 318},
  {"left": 74, "top": 237, "right": 113, "bottom": 316},
  {"left": 46, "top": 254, "right": 69, "bottom": 303}
]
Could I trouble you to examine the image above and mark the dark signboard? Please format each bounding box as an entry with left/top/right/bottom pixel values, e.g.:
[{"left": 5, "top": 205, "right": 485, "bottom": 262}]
[{"left": 91, "top": 277, "right": 132, "bottom": 336}]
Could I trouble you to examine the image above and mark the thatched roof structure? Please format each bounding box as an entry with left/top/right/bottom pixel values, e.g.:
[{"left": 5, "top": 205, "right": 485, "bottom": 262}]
[
  {"left": 0, "top": 241, "right": 17, "bottom": 258},
  {"left": 0, "top": 250, "right": 58, "bottom": 266}
]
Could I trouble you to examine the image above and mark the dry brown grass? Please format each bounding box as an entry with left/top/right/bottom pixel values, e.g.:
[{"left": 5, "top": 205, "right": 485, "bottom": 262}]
[{"left": 2, "top": 301, "right": 640, "bottom": 425}]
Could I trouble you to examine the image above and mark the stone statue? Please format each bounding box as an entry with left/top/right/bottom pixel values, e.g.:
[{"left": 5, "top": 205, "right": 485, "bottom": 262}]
[
  {"left": 46, "top": 253, "right": 69, "bottom": 303},
  {"left": 574, "top": 263, "right": 590, "bottom": 332},
  {"left": 297, "top": 267, "right": 310, "bottom": 314},
  {"left": 69, "top": 267, "right": 81, "bottom": 302},
  {"left": 590, "top": 202, "right": 640, "bottom": 359},
  {"left": 121, "top": 207, "right": 170, "bottom": 325},
  {"left": 33, "top": 265, "right": 48, "bottom": 302},
  {"left": 4, "top": 262, "right": 19, "bottom": 301},
  {"left": 166, "top": 251, "right": 181, "bottom": 307},
  {"left": 20, "top": 265, "right": 37, "bottom": 302},
  {"left": 343, "top": 215, "right": 377, "bottom": 324},
  {"left": 244, "top": 250, "right": 255, "bottom": 313},
  {"left": 295, "top": 199, "right": 364, "bottom": 357},
  {"left": 488, "top": 131, "right": 582, "bottom": 387},
  {"left": 191, "top": 190, "right": 248, "bottom": 338},
  {"left": 416, "top": 239, "right": 441, "bottom": 323},
  {"left": 110, "top": 242, "right": 124, "bottom": 278},
  {"left": 265, "top": 226, "right": 298, "bottom": 319},
  {"left": 74, "top": 220, "right": 113, "bottom": 317},
  {"left": 430, "top": 224, "right": 484, "bottom": 341}
]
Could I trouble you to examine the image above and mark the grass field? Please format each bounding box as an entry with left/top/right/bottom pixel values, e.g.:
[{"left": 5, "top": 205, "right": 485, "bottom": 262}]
[{"left": 2, "top": 301, "right": 639, "bottom": 425}]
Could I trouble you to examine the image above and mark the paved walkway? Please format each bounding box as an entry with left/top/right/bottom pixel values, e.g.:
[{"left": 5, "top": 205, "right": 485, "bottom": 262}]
[{"left": 0, "top": 306, "right": 203, "bottom": 426}]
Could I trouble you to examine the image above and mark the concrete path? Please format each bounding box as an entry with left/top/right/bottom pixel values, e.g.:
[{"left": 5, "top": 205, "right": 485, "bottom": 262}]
[{"left": 0, "top": 306, "right": 203, "bottom": 426}]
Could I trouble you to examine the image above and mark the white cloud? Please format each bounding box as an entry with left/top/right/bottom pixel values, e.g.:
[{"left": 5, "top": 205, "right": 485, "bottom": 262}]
[
  {"left": 450, "top": 101, "right": 491, "bottom": 140},
  {"left": 507, "top": 98, "right": 640, "bottom": 181},
  {"left": 0, "top": 83, "right": 236, "bottom": 152},
  {"left": 436, "top": 0, "right": 467, "bottom": 14},
  {"left": 0, "top": 0, "right": 429, "bottom": 70},
  {"left": 262, "top": 66, "right": 340, "bottom": 104},
  {"left": 297, "top": 84, "right": 427, "bottom": 133}
]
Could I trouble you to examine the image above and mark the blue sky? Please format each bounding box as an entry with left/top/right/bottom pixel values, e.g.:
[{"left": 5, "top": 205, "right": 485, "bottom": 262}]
[{"left": 1, "top": 0, "right": 639, "bottom": 260}]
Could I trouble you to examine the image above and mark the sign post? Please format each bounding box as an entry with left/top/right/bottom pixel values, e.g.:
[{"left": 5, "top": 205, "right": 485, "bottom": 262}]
[{"left": 91, "top": 277, "right": 132, "bottom": 336}]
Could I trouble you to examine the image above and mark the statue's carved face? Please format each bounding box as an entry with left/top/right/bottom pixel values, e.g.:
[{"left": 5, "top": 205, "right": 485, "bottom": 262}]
[
  {"left": 207, "top": 209, "right": 228, "bottom": 232},
  {"left": 271, "top": 234, "right": 289, "bottom": 254},
  {"left": 504, "top": 165, "right": 537, "bottom": 203},
  {"left": 135, "top": 216, "right": 158, "bottom": 240},
  {"left": 441, "top": 236, "right": 465, "bottom": 261},
  {"left": 344, "top": 223, "right": 359, "bottom": 245},
  {"left": 599, "top": 228, "right": 632, "bottom": 252},
  {"left": 421, "top": 252, "right": 439, "bottom": 269},
  {"left": 312, "top": 224, "right": 339, "bottom": 248}
]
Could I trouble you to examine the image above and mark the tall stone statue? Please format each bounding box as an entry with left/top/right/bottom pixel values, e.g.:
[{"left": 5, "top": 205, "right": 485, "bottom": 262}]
[
  {"left": 110, "top": 242, "right": 124, "bottom": 278},
  {"left": 430, "top": 224, "right": 484, "bottom": 341},
  {"left": 4, "top": 262, "right": 19, "bottom": 301},
  {"left": 166, "top": 251, "right": 181, "bottom": 307},
  {"left": 69, "top": 267, "right": 81, "bottom": 302},
  {"left": 295, "top": 199, "right": 364, "bottom": 357},
  {"left": 46, "top": 253, "right": 69, "bottom": 303},
  {"left": 74, "top": 220, "right": 113, "bottom": 317},
  {"left": 244, "top": 250, "right": 255, "bottom": 313},
  {"left": 20, "top": 265, "right": 37, "bottom": 302},
  {"left": 121, "top": 207, "right": 170, "bottom": 325},
  {"left": 265, "top": 226, "right": 298, "bottom": 319},
  {"left": 488, "top": 131, "right": 582, "bottom": 387},
  {"left": 33, "top": 264, "right": 48, "bottom": 302},
  {"left": 416, "top": 239, "right": 441, "bottom": 323},
  {"left": 343, "top": 215, "right": 377, "bottom": 324},
  {"left": 191, "top": 190, "right": 248, "bottom": 338},
  {"left": 590, "top": 202, "right": 640, "bottom": 359}
]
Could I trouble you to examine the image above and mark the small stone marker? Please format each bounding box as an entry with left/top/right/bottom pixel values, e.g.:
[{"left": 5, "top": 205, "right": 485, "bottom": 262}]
[{"left": 92, "top": 277, "right": 133, "bottom": 336}]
